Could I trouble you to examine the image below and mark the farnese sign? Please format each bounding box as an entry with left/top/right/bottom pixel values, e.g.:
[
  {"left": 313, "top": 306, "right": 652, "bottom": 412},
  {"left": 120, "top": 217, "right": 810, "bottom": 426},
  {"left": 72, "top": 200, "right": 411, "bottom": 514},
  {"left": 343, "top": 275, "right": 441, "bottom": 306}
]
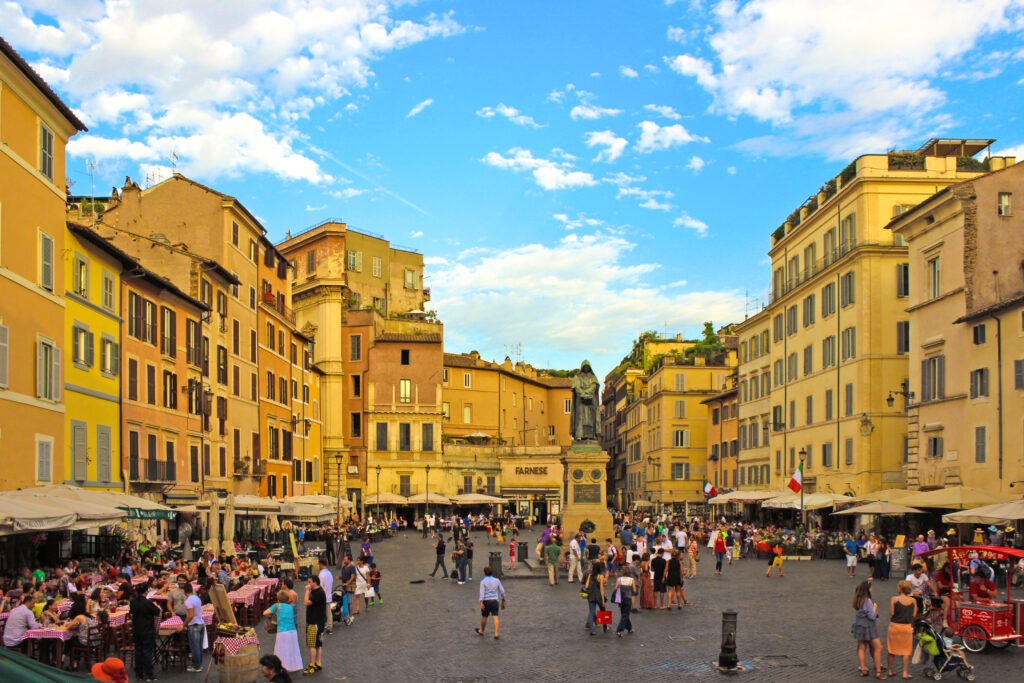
[{"left": 514, "top": 466, "right": 548, "bottom": 475}]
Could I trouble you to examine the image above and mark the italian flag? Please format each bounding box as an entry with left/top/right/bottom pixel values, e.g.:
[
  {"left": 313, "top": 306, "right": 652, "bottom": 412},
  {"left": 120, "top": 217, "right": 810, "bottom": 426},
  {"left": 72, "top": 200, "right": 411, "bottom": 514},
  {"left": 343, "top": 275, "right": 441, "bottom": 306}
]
[
  {"left": 787, "top": 462, "right": 803, "bottom": 494},
  {"left": 703, "top": 480, "right": 716, "bottom": 497}
]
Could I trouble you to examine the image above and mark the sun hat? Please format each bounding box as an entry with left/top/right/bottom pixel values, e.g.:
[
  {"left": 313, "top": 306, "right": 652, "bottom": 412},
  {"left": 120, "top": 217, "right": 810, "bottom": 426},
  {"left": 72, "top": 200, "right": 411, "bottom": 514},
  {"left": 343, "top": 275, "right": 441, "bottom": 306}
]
[
  {"left": 988, "top": 525, "right": 998, "bottom": 533},
  {"left": 946, "top": 528, "right": 956, "bottom": 535},
  {"left": 92, "top": 658, "right": 128, "bottom": 683}
]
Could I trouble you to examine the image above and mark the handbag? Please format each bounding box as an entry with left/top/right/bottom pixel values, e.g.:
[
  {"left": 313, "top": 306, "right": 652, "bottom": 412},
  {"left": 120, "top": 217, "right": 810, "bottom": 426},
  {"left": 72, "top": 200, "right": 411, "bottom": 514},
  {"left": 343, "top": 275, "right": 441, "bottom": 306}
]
[
  {"left": 264, "top": 608, "right": 278, "bottom": 634},
  {"left": 365, "top": 586, "right": 376, "bottom": 599},
  {"left": 612, "top": 588, "right": 621, "bottom": 604},
  {"left": 596, "top": 609, "right": 613, "bottom": 625}
]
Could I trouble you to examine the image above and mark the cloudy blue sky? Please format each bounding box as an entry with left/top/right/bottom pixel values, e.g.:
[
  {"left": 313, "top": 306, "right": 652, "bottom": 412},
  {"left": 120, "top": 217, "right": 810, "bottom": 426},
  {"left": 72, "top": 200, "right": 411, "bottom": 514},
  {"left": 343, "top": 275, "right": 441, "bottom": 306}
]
[{"left": 8, "top": 0, "right": 1024, "bottom": 377}]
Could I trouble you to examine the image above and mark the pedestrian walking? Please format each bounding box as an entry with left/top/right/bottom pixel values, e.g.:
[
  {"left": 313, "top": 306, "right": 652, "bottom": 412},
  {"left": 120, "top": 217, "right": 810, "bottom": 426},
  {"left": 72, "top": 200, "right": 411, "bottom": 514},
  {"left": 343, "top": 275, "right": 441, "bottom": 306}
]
[
  {"left": 453, "top": 538, "right": 468, "bottom": 584},
  {"left": 474, "top": 566, "right": 505, "bottom": 640},
  {"left": 765, "top": 541, "right": 785, "bottom": 578},
  {"left": 264, "top": 590, "right": 303, "bottom": 673},
  {"left": 613, "top": 571, "right": 635, "bottom": 637},
  {"left": 886, "top": 580, "right": 917, "bottom": 679},
  {"left": 851, "top": 580, "right": 886, "bottom": 679},
  {"left": 430, "top": 534, "right": 448, "bottom": 579},
  {"left": 638, "top": 554, "right": 655, "bottom": 610},
  {"left": 714, "top": 531, "right": 727, "bottom": 575},
  {"left": 687, "top": 537, "right": 699, "bottom": 578},
  {"left": 584, "top": 562, "right": 608, "bottom": 636},
  {"left": 568, "top": 533, "right": 583, "bottom": 583},
  {"left": 508, "top": 536, "right": 517, "bottom": 570}
]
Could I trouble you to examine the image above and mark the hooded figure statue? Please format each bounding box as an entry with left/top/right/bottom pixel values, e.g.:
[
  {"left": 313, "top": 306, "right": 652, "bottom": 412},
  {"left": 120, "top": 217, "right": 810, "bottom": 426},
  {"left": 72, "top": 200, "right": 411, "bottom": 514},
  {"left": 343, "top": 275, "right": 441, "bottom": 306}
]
[{"left": 570, "top": 360, "right": 600, "bottom": 442}]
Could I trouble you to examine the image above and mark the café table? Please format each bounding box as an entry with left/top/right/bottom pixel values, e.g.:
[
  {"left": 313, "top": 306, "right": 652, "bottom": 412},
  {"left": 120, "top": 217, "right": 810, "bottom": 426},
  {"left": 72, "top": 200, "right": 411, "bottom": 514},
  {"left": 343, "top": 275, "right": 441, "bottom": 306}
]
[{"left": 22, "top": 626, "right": 74, "bottom": 668}]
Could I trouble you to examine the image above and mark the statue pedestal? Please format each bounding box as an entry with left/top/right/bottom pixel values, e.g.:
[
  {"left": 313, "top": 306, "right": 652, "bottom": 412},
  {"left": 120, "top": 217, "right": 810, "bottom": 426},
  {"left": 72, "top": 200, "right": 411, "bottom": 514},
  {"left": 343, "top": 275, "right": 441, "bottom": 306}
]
[{"left": 561, "top": 443, "right": 612, "bottom": 544}]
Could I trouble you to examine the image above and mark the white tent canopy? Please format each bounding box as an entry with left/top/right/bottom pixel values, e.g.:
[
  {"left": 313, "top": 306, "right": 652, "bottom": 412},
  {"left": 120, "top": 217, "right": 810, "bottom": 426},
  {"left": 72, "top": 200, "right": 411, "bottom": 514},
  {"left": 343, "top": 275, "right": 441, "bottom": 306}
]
[
  {"left": 761, "top": 492, "right": 855, "bottom": 510},
  {"left": 284, "top": 494, "right": 353, "bottom": 509}
]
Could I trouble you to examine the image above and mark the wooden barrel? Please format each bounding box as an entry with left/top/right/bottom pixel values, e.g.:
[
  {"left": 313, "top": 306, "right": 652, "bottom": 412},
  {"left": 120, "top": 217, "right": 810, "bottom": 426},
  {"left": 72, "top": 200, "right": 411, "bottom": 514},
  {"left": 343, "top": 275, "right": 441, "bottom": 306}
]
[{"left": 218, "top": 643, "right": 260, "bottom": 683}]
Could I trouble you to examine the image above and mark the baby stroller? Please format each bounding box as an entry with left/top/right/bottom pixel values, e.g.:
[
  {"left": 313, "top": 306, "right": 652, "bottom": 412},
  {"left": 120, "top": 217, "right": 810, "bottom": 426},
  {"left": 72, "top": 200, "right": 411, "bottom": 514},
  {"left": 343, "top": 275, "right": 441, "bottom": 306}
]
[{"left": 914, "top": 618, "right": 975, "bottom": 681}]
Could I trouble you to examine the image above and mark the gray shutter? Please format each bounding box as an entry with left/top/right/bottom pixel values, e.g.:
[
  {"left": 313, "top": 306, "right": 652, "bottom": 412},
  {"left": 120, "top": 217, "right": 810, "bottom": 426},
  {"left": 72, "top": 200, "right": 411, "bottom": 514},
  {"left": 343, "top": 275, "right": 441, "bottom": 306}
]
[
  {"left": 51, "top": 346, "right": 62, "bottom": 402},
  {"left": 937, "top": 356, "right": 945, "bottom": 399},
  {"left": 37, "top": 340, "right": 45, "bottom": 397},
  {"left": 41, "top": 234, "right": 53, "bottom": 289},
  {"left": 72, "top": 423, "right": 88, "bottom": 480},
  {"left": 921, "top": 359, "right": 931, "bottom": 401},
  {"left": 38, "top": 441, "right": 52, "bottom": 482},
  {"left": 1015, "top": 360, "right": 1024, "bottom": 391},
  {"left": 112, "top": 342, "right": 120, "bottom": 376},
  {"left": 0, "top": 325, "right": 8, "bottom": 388},
  {"left": 96, "top": 426, "right": 111, "bottom": 482},
  {"left": 85, "top": 332, "right": 94, "bottom": 367}
]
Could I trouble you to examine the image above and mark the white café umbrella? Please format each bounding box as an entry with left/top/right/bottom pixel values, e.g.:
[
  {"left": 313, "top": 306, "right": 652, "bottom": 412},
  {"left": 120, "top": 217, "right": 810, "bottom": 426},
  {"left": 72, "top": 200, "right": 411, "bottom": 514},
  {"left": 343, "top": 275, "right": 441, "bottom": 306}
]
[
  {"left": 942, "top": 499, "right": 1024, "bottom": 525},
  {"left": 451, "top": 493, "right": 505, "bottom": 505},
  {"left": 221, "top": 494, "right": 237, "bottom": 556},
  {"left": 406, "top": 492, "right": 451, "bottom": 506},
  {"left": 206, "top": 492, "right": 220, "bottom": 554},
  {"left": 364, "top": 492, "right": 410, "bottom": 505},
  {"left": 831, "top": 501, "right": 928, "bottom": 516}
]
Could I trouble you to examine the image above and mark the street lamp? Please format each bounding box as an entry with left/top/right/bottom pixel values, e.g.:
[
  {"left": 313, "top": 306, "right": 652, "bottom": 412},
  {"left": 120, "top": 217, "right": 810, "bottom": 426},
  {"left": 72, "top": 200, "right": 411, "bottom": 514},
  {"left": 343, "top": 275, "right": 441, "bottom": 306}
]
[
  {"left": 375, "top": 464, "right": 381, "bottom": 521},
  {"left": 425, "top": 464, "right": 431, "bottom": 518},
  {"left": 885, "top": 379, "right": 915, "bottom": 409}
]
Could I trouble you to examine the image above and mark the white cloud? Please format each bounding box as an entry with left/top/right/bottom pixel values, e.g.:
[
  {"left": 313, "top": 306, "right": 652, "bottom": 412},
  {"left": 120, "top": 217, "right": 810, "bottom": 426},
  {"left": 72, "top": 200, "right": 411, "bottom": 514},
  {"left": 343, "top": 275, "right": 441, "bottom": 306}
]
[
  {"left": 686, "top": 156, "right": 706, "bottom": 173},
  {"left": 643, "top": 64, "right": 659, "bottom": 73},
  {"left": 727, "top": 166, "right": 737, "bottom": 175},
  {"left": 475, "top": 103, "right": 542, "bottom": 127},
  {"left": 329, "top": 188, "right": 366, "bottom": 199},
  {"left": 665, "top": 0, "right": 1022, "bottom": 158},
  {"left": 619, "top": 65, "right": 639, "bottom": 78},
  {"left": 674, "top": 214, "right": 709, "bottom": 237},
  {"left": 482, "top": 147, "right": 596, "bottom": 190},
  {"left": 570, "top": 103, "right": 624, "bottom": 120},
  {"left": 407, "top": 98, "right": 434, "bottom": 118},
  {"left": 643, "top": 104, "right": 682, "bottom": 120},
  {"left": 584, "top": 130, "right": 628, "bottom": 163},
  {"left": 410, "top": 230, "right": 424, "bottom": 238},
  {"left": 635, "top": 120, "right": 709, "bottom": 153},
  {"left": 7, "top": 2, "right": 465, "bottom": 183},
  {"left": 67, "top": 136, "right": 157, "bottom": 162},
  {"left": 994, "top": 144, "right": 1024, "bottom": 160},
  {"left": 429, "top": 232, "right": 745, "bottom": 373},
  {"left": 305, "top": 204, "right": 326, "bottom": 211},
  {"left": 553, "top": 213, "right": 604, "bottom": 231},
  {"left": 667, "top": 26, "right": 687, "bottom": 43}
]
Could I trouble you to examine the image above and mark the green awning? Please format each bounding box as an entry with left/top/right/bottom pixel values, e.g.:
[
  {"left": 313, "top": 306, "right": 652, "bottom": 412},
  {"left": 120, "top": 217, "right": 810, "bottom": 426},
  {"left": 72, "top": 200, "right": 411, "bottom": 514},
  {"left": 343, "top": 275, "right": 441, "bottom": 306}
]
[
  {"left": 0, "top": 647, "right": 94, "bottom": 682},
  {"left": 122, "top": 507, "right": 177, "bottom": 521}
]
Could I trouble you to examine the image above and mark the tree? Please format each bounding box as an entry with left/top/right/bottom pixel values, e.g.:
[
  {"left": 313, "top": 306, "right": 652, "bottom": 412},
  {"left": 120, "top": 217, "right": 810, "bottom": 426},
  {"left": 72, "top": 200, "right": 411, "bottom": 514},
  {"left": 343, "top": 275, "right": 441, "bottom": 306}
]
[{"left": 686, "top": 322, "right": 725, "bottom": 364}]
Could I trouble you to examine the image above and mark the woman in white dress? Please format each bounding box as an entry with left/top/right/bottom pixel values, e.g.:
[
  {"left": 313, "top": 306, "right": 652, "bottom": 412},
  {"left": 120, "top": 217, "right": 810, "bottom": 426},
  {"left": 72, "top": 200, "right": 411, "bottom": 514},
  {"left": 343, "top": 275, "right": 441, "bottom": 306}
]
[
  {"left": 354, "top": 557, "right": 371, "bottom": 614},
  {"left": 264, "top": 590, "right": 302, "bottom": 672}
]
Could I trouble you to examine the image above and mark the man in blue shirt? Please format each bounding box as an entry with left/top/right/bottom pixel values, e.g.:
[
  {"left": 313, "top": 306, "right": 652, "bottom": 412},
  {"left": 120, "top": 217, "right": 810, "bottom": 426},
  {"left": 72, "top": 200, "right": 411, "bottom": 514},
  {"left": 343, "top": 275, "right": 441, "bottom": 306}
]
[
  {"left": 844, "top": 534, "right": 859, "bottom": 578},
  {"left": 474, "top": 566, "right": 506, "bottom": 639}
]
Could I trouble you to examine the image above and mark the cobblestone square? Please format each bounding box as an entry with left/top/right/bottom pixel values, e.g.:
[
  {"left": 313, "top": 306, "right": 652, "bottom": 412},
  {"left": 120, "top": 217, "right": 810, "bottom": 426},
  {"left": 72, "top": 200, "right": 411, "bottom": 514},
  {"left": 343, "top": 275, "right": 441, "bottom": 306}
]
[{"left": 155, "top": 529, "right": 1022, "bottom": 682}]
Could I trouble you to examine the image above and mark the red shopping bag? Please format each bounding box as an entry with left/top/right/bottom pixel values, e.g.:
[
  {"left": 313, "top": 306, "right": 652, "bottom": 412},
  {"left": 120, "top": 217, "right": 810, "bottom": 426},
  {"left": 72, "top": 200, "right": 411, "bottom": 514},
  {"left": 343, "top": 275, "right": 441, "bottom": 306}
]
[{"left": 596, "top": 609, "right": 613, "bottom": 625}]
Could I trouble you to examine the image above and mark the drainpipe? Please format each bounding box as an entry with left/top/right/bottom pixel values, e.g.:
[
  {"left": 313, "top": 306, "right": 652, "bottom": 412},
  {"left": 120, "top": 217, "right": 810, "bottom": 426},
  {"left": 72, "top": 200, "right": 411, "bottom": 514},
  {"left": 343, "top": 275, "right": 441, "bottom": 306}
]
[{"left": 989, "top": 312, "right": 1004, "bottom": 481}]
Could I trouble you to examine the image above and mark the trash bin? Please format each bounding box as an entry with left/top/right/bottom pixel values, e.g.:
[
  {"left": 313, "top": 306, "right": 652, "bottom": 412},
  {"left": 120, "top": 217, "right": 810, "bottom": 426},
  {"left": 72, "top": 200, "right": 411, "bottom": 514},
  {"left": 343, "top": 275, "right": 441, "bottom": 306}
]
[
  {"left": 518, "top": 541, "right": 529, "bottom": 561},
  {"left": 489, "top": 551, "right": 503, "bottom": 578}
]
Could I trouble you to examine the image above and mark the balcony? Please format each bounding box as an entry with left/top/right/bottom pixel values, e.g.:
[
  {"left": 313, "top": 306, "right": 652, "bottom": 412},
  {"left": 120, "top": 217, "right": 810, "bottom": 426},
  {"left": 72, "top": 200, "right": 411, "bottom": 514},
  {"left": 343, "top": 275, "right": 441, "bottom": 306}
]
[
  {"left": 129, "top": 457, "right": 176, "bottom": 483},
  {"left": 260, "top": 292, "right": 296, "bottom": 324},
  {"left": 232, "top": 459, "right": 268, "bottom": 477}
]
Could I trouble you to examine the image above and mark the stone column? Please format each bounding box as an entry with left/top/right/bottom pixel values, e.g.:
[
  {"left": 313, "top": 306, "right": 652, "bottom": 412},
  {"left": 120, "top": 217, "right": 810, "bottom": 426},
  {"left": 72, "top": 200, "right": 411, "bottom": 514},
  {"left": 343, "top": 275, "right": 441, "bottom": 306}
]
[{"left": 561, "top": 443, "right": 611, "bottom": 543}]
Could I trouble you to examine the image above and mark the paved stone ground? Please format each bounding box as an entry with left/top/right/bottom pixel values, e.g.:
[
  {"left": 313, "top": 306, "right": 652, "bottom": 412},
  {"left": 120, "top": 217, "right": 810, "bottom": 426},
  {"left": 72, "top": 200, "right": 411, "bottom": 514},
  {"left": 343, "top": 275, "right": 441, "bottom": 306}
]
[{"left": 154, "top": 529, "right": 1022, "bottom": 683}]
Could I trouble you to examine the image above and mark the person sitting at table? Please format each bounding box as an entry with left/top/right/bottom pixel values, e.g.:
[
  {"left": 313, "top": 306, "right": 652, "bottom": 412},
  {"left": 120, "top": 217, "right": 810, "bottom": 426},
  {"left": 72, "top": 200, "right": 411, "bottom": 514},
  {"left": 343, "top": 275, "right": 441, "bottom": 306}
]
[
  {"left": 30, "top": 589, "right": 48, "bottom": 619},
  {"left": 167, "top": 575, "right": 188, "bottom": 620},
  {"left": 39, "top": 598, "right": 61, "bottom": 627},
  {"left": 969, "top": 566, "right": 998, "bottom": 603},
  {"left": 0, "top": 589, "right": 11, "bottom": 613},
  {"left": 3, "top": 592, "right": 41, "bottom": 647}
]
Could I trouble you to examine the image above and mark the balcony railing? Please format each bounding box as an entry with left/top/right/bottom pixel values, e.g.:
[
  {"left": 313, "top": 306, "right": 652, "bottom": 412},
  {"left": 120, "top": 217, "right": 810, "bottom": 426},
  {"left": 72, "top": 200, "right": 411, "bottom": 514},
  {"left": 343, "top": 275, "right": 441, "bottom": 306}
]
[
  {"left": 260, "top": 292, "right": 296, "bottom": 324},
  {"left": 129, "top": 457, "right": 176, "bottom": 482}
]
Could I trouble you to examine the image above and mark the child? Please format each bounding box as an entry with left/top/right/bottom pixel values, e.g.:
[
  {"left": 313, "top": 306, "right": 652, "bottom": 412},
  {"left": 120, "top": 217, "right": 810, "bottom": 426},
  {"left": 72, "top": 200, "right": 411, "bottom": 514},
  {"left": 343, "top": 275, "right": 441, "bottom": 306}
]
[
  {"left": 765, "top": 541, "right": 785, "bottom": 578},
  {"left": 368, "top": 563, "right": 382, "bottom": 606}
]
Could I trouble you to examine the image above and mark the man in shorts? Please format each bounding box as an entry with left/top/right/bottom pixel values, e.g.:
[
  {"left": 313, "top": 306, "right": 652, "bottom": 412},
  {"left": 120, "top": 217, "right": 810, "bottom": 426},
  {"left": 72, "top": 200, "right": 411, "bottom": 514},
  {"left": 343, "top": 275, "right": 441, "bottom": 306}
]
[
  {"left": 474, "top": 566, "right": 505, "bottom": 639},
  {"left": 844, "top": 534, "right": 858, "bottom": 577},
  {"left": 303, "top": 575, "right": 327, "bottom": 675}
]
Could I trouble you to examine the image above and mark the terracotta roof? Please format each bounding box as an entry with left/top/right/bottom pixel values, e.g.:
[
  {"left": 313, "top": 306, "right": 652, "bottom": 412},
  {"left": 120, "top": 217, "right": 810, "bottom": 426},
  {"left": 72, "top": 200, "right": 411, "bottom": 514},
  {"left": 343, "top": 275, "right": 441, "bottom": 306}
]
[
  {"left": 444, "top": 353, "right": 480, "bottom": 368},
  {"left": 377, "top": 332, "right": 442, "bottom": 343},
  {"left": 537, "top": 376, "right": 573, "bottom": 388},
  {"left": 1, "top": 36, "right": 86, "bottom": 132}
]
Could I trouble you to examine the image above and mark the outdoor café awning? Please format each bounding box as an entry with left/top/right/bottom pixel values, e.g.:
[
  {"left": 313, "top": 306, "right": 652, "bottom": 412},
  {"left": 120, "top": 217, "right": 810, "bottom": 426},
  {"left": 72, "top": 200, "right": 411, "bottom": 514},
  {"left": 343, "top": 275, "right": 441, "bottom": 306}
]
[
  {"left": 406, "top": 492, "right": 451, "bottom": 505},
  {"left": 761, "top": 492, "right": 854, "bottom": 510},
  {"left": 280, "top": 503, "right": 335, "bottom": 522},
  {"left": 364, "top": 492, "right": 410, "bottom": 505},
  {"left": 284, "top": 494, "right": 354, "bottom": 509},
  {"left": 831, "top": 502, "right": 927, "bottom": 516},
  {"left": 941, "top": 499, "right": 1024, "bottom": 525},
  {"left": 0, "top": 497, "right": 78, "bottom": 535},
  {"left": 3, "top": 486, "right": 176, "bottom": 521},
  {"left": 708, "top": 490, "right": 778, "bottom": 504},
  {"left": 897, "top": 486, "right": 1016, "bottom": 511},
  {"left": 451, "top": 493, "right": 505, "bottom": 505}
]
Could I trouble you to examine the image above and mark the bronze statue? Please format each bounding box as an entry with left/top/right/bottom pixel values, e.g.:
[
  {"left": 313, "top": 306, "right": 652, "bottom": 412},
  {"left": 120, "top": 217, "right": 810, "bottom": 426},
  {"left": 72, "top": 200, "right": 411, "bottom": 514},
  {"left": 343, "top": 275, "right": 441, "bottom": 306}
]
[{"left": 570, "top": 360, "right": 599, "bottom": 442}]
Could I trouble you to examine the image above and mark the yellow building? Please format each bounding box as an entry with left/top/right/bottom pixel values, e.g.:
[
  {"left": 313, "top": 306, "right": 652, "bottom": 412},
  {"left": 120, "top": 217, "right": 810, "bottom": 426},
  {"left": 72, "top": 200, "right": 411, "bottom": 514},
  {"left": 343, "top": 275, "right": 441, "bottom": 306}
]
[
  {"left": 889, "top": 156, "right": 1022, "bottom": 493},
  {"left": 761, "top": 139, "right": 1015, "bottom": 497},
  {"left": 278, "top": 221, "right": 431, "bottom": 510},
  {"left": 90, "top": 175, "right": 266, "bottom": 497},
  {"left": 0, "top": 37, "right": 87, "bottom": 489},
  {"left": 734, "top": 309, "right": 773, "bottom": 489},
  {"left": 604, "top": 329, "right": 738, "bottom": 514},
  {"left": 441, "top": 352, "right": 572, "bottom": 448},
  {"left": 701, "top": 384, "right": 739, "bottom": 491},
  {"left": 63, "top": 224, "right": 132, "bottom": 490}
]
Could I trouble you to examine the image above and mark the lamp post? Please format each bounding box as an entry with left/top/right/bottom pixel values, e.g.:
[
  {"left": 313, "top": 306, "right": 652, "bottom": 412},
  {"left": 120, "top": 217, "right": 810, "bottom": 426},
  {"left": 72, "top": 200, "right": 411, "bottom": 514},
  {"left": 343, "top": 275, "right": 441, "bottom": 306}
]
[
  {"left": 425, "top": 464, "right": 431, "bottom": 518},
  {"left": 885, "top": 380, "right": 915, "bottom": 409},
  {"left": 334, "top": 454, "right": 342, "bottom": 527},
  {"left": 798, "top": 448, "right": 807, "bottom": 531},
  {"left": 375, "top": 464, "right": 381, "bottom": 521}
]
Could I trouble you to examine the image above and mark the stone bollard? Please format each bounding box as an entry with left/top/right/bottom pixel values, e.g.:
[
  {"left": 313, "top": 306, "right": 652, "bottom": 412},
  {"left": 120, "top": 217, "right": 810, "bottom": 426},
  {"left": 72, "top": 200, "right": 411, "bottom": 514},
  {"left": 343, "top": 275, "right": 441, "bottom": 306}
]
[{"left": 718, "top": 609, "right": 738, "bottom": 670}]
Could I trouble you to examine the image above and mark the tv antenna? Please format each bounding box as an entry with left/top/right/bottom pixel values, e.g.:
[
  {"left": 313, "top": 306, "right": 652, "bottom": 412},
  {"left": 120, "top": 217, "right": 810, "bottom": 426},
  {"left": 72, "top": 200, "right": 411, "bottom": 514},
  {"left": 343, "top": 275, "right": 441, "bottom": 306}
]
[
  {"left": 86, "top": 159, "right": 99, "bottom": 223},
  {"left": 505, "top": 343, "right": 522, "bottom": 363}
]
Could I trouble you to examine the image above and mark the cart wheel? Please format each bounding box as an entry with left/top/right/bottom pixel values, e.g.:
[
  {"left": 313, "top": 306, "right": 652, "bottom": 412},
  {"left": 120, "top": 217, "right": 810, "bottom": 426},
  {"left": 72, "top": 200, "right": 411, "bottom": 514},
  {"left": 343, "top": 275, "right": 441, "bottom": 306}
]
[
  {"left": 932, "top": 673, "right": 943, "bottom": 681},
  {"left": 960, "top": 624, "right": 988, "bottom": 653},
  {"left": 963, "top": 673, "right": 976, "bottom": 682}
]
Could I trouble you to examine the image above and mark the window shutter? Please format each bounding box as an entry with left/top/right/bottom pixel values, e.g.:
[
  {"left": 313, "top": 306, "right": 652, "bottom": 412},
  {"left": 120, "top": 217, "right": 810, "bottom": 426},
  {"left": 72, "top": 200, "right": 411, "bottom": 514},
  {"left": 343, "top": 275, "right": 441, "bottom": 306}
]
[
  {"left": 982, "top": 369, "right": 989, "bottom": 397},
  {"left": 921, "top": 359, "right": 931, "bottom": 401},
  {"left": 85, "top": 332, "right": 94, "bottom": 367},
  {"left": 1015, "top": 359, "right": 1024, "bottom": 391},
  {"left": 37, "top": 441, "right": 52, "bottom": 482},
  {"left": 72, "top": 423, "right": 88, "bottom": 480},
  {"left": 37, "top": 340, "right": 45, "bottom": 397},
  {"left": 0, "top": 325, "right": 8, "bottom": 388},
  {"left": 51, "top": 346, "right": 62, "bottom": 402},
  {"left": 41, "top": 234, "right": 53, "bottom": 290},
  {"left": 96, "top": 426, "right": 111, "bottom": 482},
  {"left": 937, "top": 356, "right": 945, "bottom": 399},
  {"left": 112, "top": 343, "right": 120, "bottom": 375}
]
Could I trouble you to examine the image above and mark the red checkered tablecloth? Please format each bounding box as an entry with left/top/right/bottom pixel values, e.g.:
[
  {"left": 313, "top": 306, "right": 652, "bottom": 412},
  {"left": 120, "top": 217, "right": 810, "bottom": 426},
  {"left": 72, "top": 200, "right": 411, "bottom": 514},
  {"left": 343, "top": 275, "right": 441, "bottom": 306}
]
[
  {"left": 226, "top": 588, "right": 258, "bottom": 607},
  {"left": 107, "top": 608, "right": 130, "bottom": 628},
  {"left": 24, "top": 628, "right": 74, "bottom": 642},
  {"left": 160, "top": 616, "right": 183, "bottom": 630},
  {"left": 214, "top": 632, "right": 259, "bottom": 656}
]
